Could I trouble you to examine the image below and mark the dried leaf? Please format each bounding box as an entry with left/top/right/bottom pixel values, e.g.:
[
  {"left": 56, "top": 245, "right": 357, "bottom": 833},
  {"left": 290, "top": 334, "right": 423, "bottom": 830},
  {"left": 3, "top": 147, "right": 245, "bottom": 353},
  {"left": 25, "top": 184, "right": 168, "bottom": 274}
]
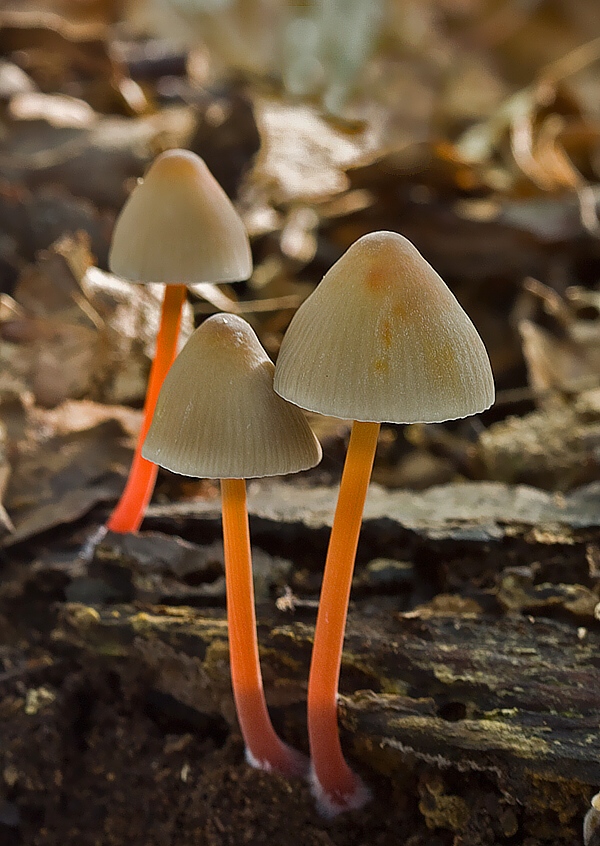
[
  {"left": 480, "top": 388, "right": 600, "bottom": 490},
  {"left": 3, "top": 234, "right": 193, "bottom": 407},
  {"left": 250, "top": 94, "right": 381, "bottom": 203},
  {"left": 2, "top": 400, "right": 141, "bottom": 547}
]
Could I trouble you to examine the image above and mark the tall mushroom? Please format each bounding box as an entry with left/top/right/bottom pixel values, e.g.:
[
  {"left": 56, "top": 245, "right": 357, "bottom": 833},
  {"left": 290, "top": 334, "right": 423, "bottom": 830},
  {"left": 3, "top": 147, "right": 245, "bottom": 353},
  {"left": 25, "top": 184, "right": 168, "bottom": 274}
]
[
  {"left": 142, "top": 313, "right": 322, "bottom": 776},
  {"left": 274, "top": 230, "right": 495, "bottom": 815},
  {"left": 107, "top": 148, "right": 252, "bottom": 534}
]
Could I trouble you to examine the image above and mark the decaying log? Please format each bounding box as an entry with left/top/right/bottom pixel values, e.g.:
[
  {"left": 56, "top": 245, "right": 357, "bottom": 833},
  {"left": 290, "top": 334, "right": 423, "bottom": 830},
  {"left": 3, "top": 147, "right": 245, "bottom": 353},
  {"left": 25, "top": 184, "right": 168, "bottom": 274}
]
[
  {"left": 58, "top": 600, "right": 600, "bottom": 822},
  {"left": 49, "top": 479, "right": 600, "bottom": 839},
  {"left": 144, "top": 478, "right": 600, "bottom": 544}
]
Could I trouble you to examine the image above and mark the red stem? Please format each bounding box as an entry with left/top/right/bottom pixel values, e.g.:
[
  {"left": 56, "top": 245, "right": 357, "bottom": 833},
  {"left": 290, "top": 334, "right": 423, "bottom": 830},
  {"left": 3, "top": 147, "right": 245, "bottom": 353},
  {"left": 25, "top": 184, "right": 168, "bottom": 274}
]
[
  {"left": 308, "top": 420, "right": 380, "bottom": 813},
  {"left": 107, "top": 284, "right": 187, "bottom": 534},
  {"left": 221, "top": 478, "right": 307, "bottom": 777}
]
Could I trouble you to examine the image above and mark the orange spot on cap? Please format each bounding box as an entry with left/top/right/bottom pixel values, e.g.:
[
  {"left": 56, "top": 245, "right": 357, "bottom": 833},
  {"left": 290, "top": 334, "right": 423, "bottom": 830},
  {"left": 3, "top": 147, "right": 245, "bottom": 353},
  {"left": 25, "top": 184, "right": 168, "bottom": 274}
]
[
  {"left": 365, "top": 266, "right": 387, "bottom": 292},
  {"left": 392, "top": 301, "right": 406, "bottom": 319},
  {"left": 380, "top": 318, "right": 393, "bottom": 350}
]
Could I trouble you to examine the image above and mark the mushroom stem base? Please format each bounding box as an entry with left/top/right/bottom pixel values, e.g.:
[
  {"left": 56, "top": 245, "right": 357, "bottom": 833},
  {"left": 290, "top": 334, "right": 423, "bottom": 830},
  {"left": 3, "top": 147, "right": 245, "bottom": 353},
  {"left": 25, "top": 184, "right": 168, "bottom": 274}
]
[
  {"left": 309, "top": 760, "right": 372, "bottom": 818},
  {"left": 222, "top": 478, "right": 308, "bottom": 778}
]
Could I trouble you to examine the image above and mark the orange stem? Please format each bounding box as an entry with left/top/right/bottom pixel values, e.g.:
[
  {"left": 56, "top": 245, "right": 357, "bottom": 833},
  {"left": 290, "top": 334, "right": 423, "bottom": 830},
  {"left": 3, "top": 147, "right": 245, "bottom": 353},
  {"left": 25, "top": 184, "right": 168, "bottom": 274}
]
[
  {"left": 107, "top": 284, "right": 187, "bottom": 534},
  {"left": 221, "top": 478, "right": 307, "bottom": 777},
  {"left": 308, "top": 420, "right": 380, "bottom": 811}
]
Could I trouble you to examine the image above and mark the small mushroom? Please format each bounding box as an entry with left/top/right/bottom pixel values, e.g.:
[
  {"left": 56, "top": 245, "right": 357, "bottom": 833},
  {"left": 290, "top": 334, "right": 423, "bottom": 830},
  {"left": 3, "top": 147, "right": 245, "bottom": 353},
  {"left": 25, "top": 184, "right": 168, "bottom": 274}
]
[
  {"left": 107, "top": 149, "right": 252, "bottom": 533},
  {"left": 274, "top": 230, "right": 495, "bottom": 815},
  {"left": 584, "top": 792, "right": 600, "bottom": 846},
  {"left": 142, "top": 313, "right": 322, "bottom": 776}
]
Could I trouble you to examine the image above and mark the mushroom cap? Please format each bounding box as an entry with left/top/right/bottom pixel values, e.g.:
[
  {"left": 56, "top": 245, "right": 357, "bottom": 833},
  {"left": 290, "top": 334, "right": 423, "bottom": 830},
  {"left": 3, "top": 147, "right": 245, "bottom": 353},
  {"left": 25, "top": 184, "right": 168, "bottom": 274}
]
[
  {"left": 109, "top": 149, "right": 252, "bottom": 285},
  {"left": 142, "top": 313, "right": 322, "bottom": 479},
  {"left": 274, "top": 231, "right": 495, "bottom": 423}
]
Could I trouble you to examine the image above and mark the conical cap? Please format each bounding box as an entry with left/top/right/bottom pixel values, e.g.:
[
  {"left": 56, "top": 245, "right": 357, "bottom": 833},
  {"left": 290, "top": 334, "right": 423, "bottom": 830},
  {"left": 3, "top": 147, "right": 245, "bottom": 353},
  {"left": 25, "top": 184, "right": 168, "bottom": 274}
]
[
  {"left": 274, "top": 231, "right": 494, "bottom": 423},
  {"left": 142, "top": 314, "right": 322, "bottom": 479},
  {"left": 109, "top": 149, "right": 252, "bottom": 285}
]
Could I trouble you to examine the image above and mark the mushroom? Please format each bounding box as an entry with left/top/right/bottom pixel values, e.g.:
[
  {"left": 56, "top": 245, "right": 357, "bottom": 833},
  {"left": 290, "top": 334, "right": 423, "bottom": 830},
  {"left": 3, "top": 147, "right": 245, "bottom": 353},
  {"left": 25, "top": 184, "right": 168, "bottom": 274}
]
[
  {"left": 107, "top": 148, "right": 252, "bottom": 533},
  {"left": 584, "top": 792, "right": 600, "bottom": 846},
  {"left": 274, "top": 230, "right": 495, "bottom": 815},
  {"left": 142, "top": 313, "right": 322, "bottom": 776}
]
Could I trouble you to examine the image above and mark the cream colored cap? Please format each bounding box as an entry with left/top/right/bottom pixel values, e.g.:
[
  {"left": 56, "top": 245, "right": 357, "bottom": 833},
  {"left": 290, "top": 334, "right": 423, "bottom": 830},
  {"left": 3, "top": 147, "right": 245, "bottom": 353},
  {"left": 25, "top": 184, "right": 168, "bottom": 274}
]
[
  {"left": 274, "top": 231, "right": 495, "bottom": 423},
  {"left": 142, "top": 313, "right": 322, "bottom": 479},
  {"left": 109, "top": 149, "right": 252, "bottom": 285}
]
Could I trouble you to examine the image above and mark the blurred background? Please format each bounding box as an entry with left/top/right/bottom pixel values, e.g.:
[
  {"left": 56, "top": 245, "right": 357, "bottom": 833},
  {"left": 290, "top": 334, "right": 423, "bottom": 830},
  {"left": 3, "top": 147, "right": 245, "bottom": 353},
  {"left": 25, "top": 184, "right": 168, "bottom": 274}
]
[
  {"left": 2, "top": 0, "right": 600, "bottom": 531},
  {"left": 2, "top": 4, "right": 600, "bottom": 844}
]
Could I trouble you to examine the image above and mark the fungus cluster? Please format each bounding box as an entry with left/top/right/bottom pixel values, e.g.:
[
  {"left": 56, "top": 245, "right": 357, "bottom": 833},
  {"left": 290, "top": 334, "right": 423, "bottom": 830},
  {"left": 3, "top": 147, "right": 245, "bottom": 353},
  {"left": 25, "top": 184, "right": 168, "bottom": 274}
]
[{"left": 109, "top": 152, "right": 494, "bottom": 818}]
